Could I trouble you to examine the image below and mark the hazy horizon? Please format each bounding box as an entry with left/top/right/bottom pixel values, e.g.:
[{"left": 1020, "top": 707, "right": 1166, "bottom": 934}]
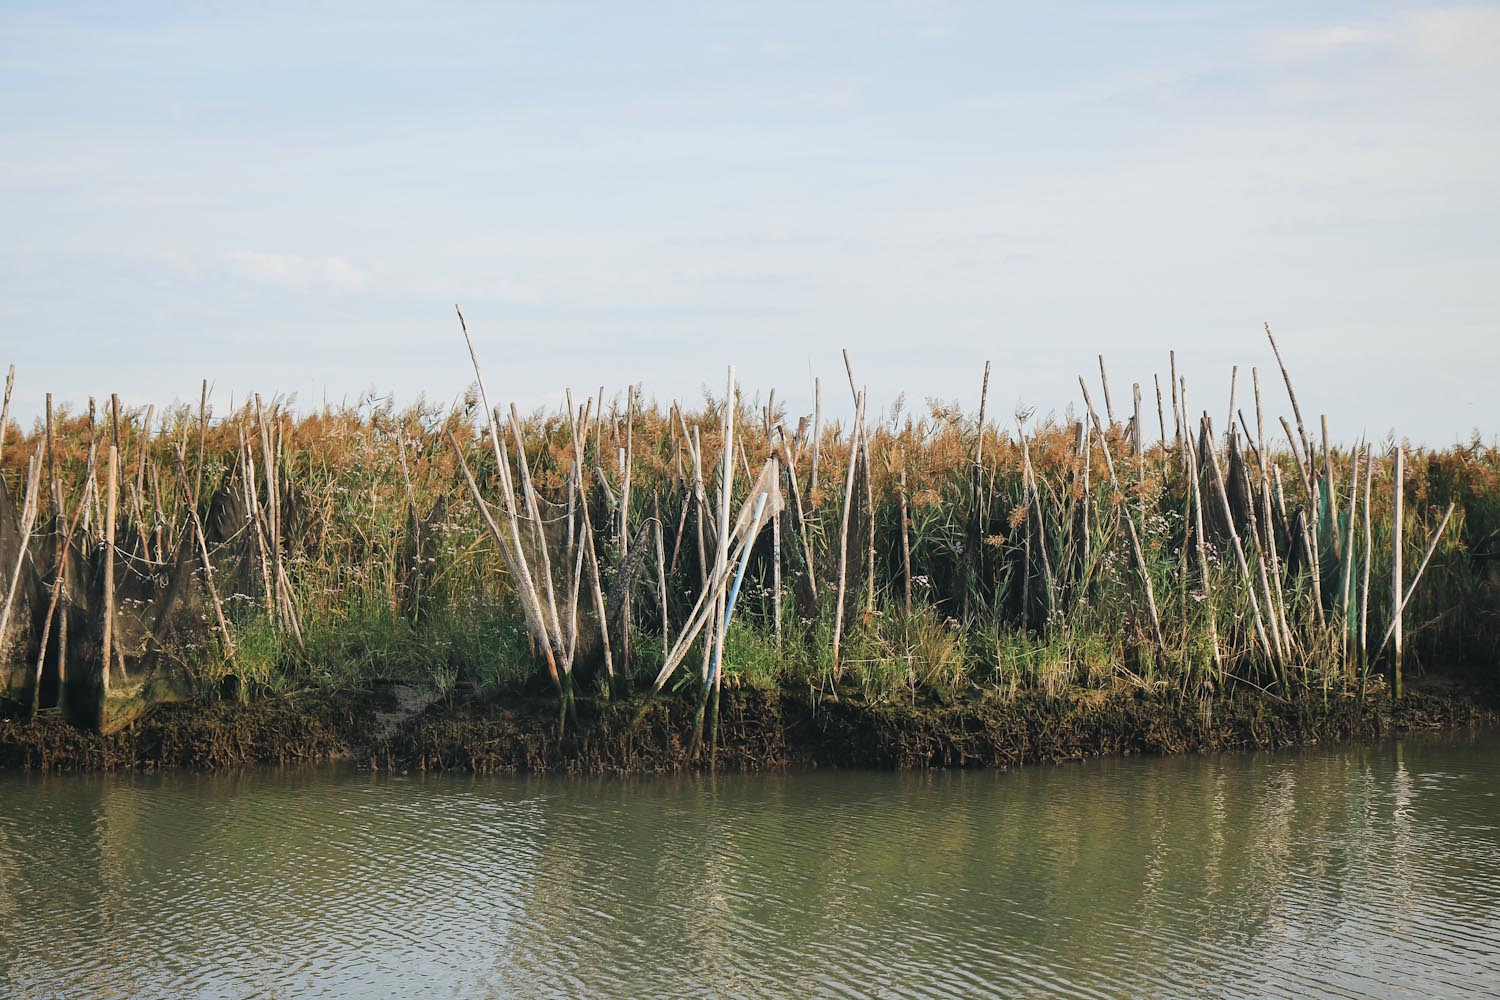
[{"left": 3, "top": 2, "right": 1497, "bottom": 444}]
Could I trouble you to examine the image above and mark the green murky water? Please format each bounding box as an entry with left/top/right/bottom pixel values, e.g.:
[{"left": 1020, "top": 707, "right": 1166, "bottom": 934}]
[{"left": 2, "top": 732, "right": 1498, "bottom": 998}]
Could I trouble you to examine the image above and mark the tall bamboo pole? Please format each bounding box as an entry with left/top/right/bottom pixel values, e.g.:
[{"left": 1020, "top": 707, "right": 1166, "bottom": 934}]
[
  {"left": 0, "top": 454, "right": 41, "bottom": 662},
  {"left": 1098, "top": 355, "right": 1115, "bottom": 424},
  {"left": 861, "top": 393, "right": 876, "bottom": 617},
  {"left": 777, "top": 422, "right": 818, "bottom": 600},
  {"left": 1339, "top": 445, "right": 1360, "bottom": 679},
  {"left": 654, "top": 492, "right": 671, "bottom": 648},
  {"left": 100, "top": 443, "right": 119, "bottom": 711},
  {"left": 565, "top": 390, "right": 614, "bottom": 685},
  {"left": 1079, "top": 378, "right": 1165, "bottom": 659},
  {"left": 1373, "top": 502, "right": 1454, "bottom": 665},
  {"left": 899, "top": 461, "right": 912, "bottom": 619},
  {"left": 1153, "top": 374, "right": 1167, "bottom": 474},
  {"left": 1132, "top": 382, "right": 1143, "bottom": 471},
  {"left": 0, "top": 365, "right": 13, "bottom": 464},
  {"left": 1169, "top": 351, "right": 1181, "bottom": 452},
  {"left": 810, "top": 376, "right": 822, "bottom": 494},
  {"left": 1359, "top": 448, "right": 1374, "bottom": 673},
  {"left": 1182, "top": 421, "right": 1223, "bottom": 681},
  {"left": 32, "top": 473, "right": 86, "bottom": 717},
  {"left": 831, "top": 391, "right": 865, "bottom": 677},
  {"left": 1390, "top": 446, "right": 1404, "bottom": 699},
  {"left": 174, "top": 445, "right": 235, "bottom": 671},
  {"left": 1199, "top": 415, "right": 1277, "bottom": 668},
  {"left": 771, "top": 454, "right": 782, "bottom": 642}
]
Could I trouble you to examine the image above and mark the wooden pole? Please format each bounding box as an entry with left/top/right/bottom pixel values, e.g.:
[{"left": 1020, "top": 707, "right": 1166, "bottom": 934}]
[
  {"left": 831, "top": 390, "right": 865, "bottom": 677},
  {"left": 654, "top": 492, "right": 671, "bottom": 648},
  {"left": 449, "top": 430, "right": 562, "bottom": 694},
  {"left": 1224, "top": 366, "right": 1238, "bottom": 449},
  {"left": 564, "top": 390, "right": 614, "bottom": 685},
  {"left": 1098, "top": 355, "right": 1115, "bottom": 424},
  {"left": 1078, "top": 378, "right": 1165, "bottom": 659},
  {"left": 621, "top": 388, "right": 635, "bottom": 677},
  {"left": 507, "top": 405, "right": 569, "bottom": 678},
  {"left": 811, "top": 376, "right": 822, "bottom": 494},
  {"left": 0, "top": 364, "right": 13, "bottom": 465},
  {"left": 1153, "top": 374, "right": 1167, "bottom": 473},
  {"left": 899, "top": 461, "right": 912, "bottom": 619},
  {"left": 45, "top": 393, "right": 61, "bottom": 521},
  {"left": 861, "top": 392, "right": 875, "bottom": 617},
  {"left": 1182, "top": 422, "right": 1223, "bottom": 681},
  {"left": 1279, "top": 415, "right": 1325, "bottom": 624},
  {"left": 193, "top": 378, "right": 208, "bottom": 507},
  {"left": 1132, "top": 381, "right": 1144, "bottom": 471},
  {"left": 1265, "top": 323, "right": 1315, "bottom": 471},
  {"left": 1338, "top": 445, "right": 1360, "bottom": 679},
  {"left": 1390, "top": 446, "right": 1404, "bottom": 698},
  {"left": 0, "top": 454, "right": 41, "bottom": 664},
  {"left": 1169, "top": 350, "right": 1181, "bottom": 452},
  {"left": 770, "top": 455, "right": 782, "bottom": 642},
  {"left": 174, "top": 445, "right": 235, "bottom": 669},
  {"left": 776, "top": 422, "right": 818, "bottom": 600},
  {"left": 32, "top": 477, "right": 85, "bottom": 717},
  {"left": 1199, "top": 415, "right": 1277, "bottom": 667},
  {"left": 100, "top": 444, "right": 119, "bottom": 711},
  {"left": 1079, "top": 419, "right": 1092, "bottom": 593},
  {"left": 1359, "top": 447, "right": 1374, "bottom": 673},
  {"left": 1373, "top": 502, "right": 1455, "bottom": 665},
  {"left": 1021, "top": 428, "right": 1057, "bottom": 622}
]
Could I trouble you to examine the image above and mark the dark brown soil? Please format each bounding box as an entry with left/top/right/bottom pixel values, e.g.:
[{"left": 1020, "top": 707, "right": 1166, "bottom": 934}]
[
  {"left": 0, "top": 689, "right": 394, "bottom": 771},
  {"left": 3, "top": 680, "right": 1494, "bottom": 774}
]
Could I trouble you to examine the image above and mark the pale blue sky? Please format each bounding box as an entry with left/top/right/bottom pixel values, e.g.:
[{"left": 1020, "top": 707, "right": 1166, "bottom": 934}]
[{"left": 2, "top": 2, "right": 1497, "bottom": 442}]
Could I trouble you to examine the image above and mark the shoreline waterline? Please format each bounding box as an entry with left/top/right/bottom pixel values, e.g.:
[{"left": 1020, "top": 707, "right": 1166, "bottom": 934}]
[{"left": 3, "top": 678, "right": 1494, "bottom": 774}]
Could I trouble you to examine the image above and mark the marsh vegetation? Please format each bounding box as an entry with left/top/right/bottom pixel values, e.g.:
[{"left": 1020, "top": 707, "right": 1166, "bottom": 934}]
[{"left": 1, "top": 322, "right": 1495, "bottom": 755}]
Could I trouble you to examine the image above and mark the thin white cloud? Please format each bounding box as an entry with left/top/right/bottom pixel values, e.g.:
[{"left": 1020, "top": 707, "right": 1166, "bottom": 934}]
[
  {"left": 1411, "top": 6, "right": 1500, "bottom": 69},
  {"left": 226, "top": 250, "right": 366, "bottom": 291},
  {"left": 1256, "top": 6, "right": 1500, "bottom": 68},
  {"left": 1256, "top": 24, "right": 1395, "bottom": 62}
]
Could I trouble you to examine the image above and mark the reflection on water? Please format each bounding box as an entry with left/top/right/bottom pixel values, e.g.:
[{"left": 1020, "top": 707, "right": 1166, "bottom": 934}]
[{"left": 2, "top": 731, "right": 1498, "bottom": 998}]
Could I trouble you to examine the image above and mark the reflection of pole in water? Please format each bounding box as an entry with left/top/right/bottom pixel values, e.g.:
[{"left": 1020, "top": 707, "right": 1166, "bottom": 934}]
[{"left": 1390, "top": 739, "right": 1415, "bottom": 918}]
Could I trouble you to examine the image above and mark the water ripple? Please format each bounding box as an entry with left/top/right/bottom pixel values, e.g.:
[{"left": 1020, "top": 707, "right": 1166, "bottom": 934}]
[{"left": 1, "top": 731, "right": 1498, "bottom": 998}]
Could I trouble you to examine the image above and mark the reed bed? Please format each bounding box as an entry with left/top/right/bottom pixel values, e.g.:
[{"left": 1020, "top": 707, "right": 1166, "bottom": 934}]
[{"left": 0, "top": 325, "right": 1496, "bottom": 741}]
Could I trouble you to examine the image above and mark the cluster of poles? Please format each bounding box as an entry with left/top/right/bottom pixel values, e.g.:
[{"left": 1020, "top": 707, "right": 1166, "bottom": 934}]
[
  {"left": 0, "top": 368, "right": 307, "bottom": 728},
  {"left": 0, "top": 319, "right": 1457, "bottom": 739}
]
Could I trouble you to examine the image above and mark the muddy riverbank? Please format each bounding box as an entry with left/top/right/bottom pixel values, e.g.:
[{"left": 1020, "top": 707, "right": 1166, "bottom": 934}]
[{"left": 2, "top": 678, "right": 1494, "bottom": 773}]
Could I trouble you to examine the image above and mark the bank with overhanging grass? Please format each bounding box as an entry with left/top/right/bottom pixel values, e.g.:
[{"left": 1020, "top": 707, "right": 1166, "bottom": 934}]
[{"left": 0, "top": 321, "right": 1497, "bottom": 770}]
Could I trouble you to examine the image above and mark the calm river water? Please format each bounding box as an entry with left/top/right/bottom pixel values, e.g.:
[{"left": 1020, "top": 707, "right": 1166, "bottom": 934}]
[{"left": 2, "top": 731, "right": 1498, "bottom": 999}]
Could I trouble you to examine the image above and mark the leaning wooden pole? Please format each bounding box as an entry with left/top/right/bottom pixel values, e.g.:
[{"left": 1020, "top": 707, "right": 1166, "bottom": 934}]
[
  {"left": 448, "top": 429, "right": 562, "bottom": 696},
  {"left": 830, "top": 391, "right": 865, "bottom": 679},
  {"left": 1198, "top": 415, "right": 1277, "bottom": 669},
  {"left": 0, "top": 454, "right": 42, "bottom": 665},
  {"left": 32, "top": 479, "right": 87, "bottom": 717},
  {"left": 1078, "top": 378, "right": 1165, "bottom": 661},
  {"left": 777, "top": 422, "right": 818, "bottom": 601},
  {"left": 1373, "top": 502, "right": 1455, "bottom": 666},
  {"left": 174, "top": 445, "right": 236, "bottom": 671}
]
